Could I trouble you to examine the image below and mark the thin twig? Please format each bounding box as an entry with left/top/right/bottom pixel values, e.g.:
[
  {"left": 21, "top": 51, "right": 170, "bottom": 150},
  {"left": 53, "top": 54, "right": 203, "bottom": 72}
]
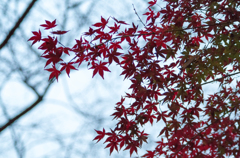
[{"left": 132, "top": 4, "right": 146, "bottom": 28}]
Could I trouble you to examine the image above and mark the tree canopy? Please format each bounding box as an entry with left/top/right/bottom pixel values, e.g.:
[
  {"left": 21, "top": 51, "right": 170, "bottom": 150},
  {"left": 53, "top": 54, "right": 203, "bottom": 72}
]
[{"left": 30, "top": 0, "right": 240, "bottom": 157}]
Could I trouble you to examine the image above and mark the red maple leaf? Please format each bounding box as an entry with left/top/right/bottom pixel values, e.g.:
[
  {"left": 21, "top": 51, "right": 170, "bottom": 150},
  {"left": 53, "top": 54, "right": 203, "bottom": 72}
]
[
  {"left": 105, "top": 141, "right": 119, "bottom": 155},
  {"left": 107, "top": 50, "right": 122, "bottom": 64},
  {"left": 28, "top": 30, "right": 41, "bottom": 45},
  {"left": 108, "top": 23, "right": 120, "bottom": 34},
  {"left": 84, "top": 27, "right": 96, "bottom": 36},
  {"left": 89, "top": 61, "right": 111, "bottom": 79},
  {"left": 60, "top": 62, "right": 77, "bottom": 77},
  {"left": 109, "top": 41, "right": 122, "bottom": 50},
  {"left": 41, "top": 50, "right": 63, "bottom": 67},
  {"left": 93, "top": 128, "right": 106, "bottom": 143},
  {"left": 93, "top": 16, "right": 109, "bottom": 30},
  {"left": 142, "top": 150, "right": 156, "bottom": 158},
  {"left": 124, "top": 141, "right": 139, "bottom": 156},
  {"left": 40, "top": 19, "right": 57, "bottom": 30},
  {"left": 191, "top": 36, "right": 203, "bottom": 46},
  {"left": 45, "top": 65, "right": 61, "bottom": 81},
  {"left": 148, "top": 0, "right": 157, "bottom": 8},
  {"left": 38, "top": 36, "right": 57, "bottom": 53}
]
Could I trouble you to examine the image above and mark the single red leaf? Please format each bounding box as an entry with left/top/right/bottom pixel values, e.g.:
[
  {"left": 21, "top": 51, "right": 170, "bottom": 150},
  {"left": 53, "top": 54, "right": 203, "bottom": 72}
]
[
  {"left": 93, "top": 16, "right": 109, "bottom": 30},
  {"left": 108, "top": 23, "right": 120, "bottom": 34},
  {"left": 84, "top": 27, "right": 96, "bottom": 36},
  {"left": 45, "top": 65, "right": 61, "bottom": 81},
  {"left": 38, "top": 36, "right": 57, "bottom": 53},
  {"left": 41, "top": 51, "right": 63, "bottom": 67},
  {"left": 109, "top": 41, "right": 122, "bottom": 50},
  {"left": 40, "top": 19, "right": 57, "bottom": 30},
  {"left": 89, "top": 61, "right": 111, "bottom": 79},
  {"left": 148, "top": 0, "right": 157, "bottom": 8},
  {"left": 28, "top": 30, "right": 41, "bottom": 45},
  {"left": 60, "top": 62, "right": 77, "bottom": 77},
  {"left": 124, "top": 142, "right": 138, "bottom": 156},
  {"left": 93, "top": 128, "right": 106, "bottom": 143}
]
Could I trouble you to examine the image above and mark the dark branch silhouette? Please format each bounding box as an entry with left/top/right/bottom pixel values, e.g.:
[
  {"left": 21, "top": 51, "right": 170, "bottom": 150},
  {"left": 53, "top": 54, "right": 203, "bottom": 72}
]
[
  {"left": 0, "top": 81, "right": 52, "bottom": 133},
  {"left": 0, "top": 96, "right": 42, "bottom": 133},
  {"left": 0, "top": 0, "right": 38, "bottom": 50}
]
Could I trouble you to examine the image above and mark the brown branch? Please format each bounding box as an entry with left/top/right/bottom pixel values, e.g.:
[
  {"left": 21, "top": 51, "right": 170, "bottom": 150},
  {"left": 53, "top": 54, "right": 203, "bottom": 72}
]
[
  {"left": 0, "top": 0, "right": 38, "bottom": 50},
  {"left": 201, "top": 71, "right": 240, "bottom": 86},
  {"left": 181, "top": 55, "right": 200, "bottom": 70}
]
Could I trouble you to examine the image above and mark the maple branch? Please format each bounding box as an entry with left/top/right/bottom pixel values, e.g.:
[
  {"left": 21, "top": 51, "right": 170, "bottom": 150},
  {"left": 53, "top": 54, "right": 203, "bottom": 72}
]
[
  {"left": 0, "top": 0, "right": 38, "bottom": 50},
  {"left": 60, "top": 19, "right": 234, "bottom": 69},
  {"left": 67, "top": 32, "right": 155, "bottom": 64},
  {"left": 170, "top": 20, "right": 233, "bottom": 33},
  {"left": 172, "top": 71, "right": 240, "bottom": 98},
  {"left": 180, "top": 37, "right": 214, "bottom": 73},
  {"left": 201, "top": 71, "right": 240, "bottom": 86},
  {"left": 41, "top": 20, "right": 233, "bottom": 84}
]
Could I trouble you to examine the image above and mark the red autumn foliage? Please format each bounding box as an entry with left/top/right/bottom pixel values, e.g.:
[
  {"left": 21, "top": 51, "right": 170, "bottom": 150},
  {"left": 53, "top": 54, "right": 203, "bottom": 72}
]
[
  {"left": 29, "top": 0, "right": 240, "bottom": 157},
  {"left": 40, "top": 19, "right": 57, "bottom": 30},
  {"left": 60, "top": 62, "right": 77, "bottom": 77},
  {"left": 28, "top": 29, "right": 41, "bottom": 45},
  {"left": 89, "top": 61, "right": 111, "bottom": 79}
]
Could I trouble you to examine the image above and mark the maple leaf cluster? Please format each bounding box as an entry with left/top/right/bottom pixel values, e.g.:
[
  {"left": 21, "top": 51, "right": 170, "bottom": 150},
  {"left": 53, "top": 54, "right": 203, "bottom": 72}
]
[{"left": 29, "top": 0, "right": 240, "bottom": 157}]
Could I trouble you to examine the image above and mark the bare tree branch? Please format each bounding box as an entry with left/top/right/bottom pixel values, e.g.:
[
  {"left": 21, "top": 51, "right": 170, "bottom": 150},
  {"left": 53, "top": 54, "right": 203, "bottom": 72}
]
[
  {"left": 0, "top": 96, "right": 43, "bottom": 133},
  {"left": 0, "top": 0, "right": 38, "bottom": 50},
  {"left": 0, "top": 80, "right": 52, "bottom": 133}
]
